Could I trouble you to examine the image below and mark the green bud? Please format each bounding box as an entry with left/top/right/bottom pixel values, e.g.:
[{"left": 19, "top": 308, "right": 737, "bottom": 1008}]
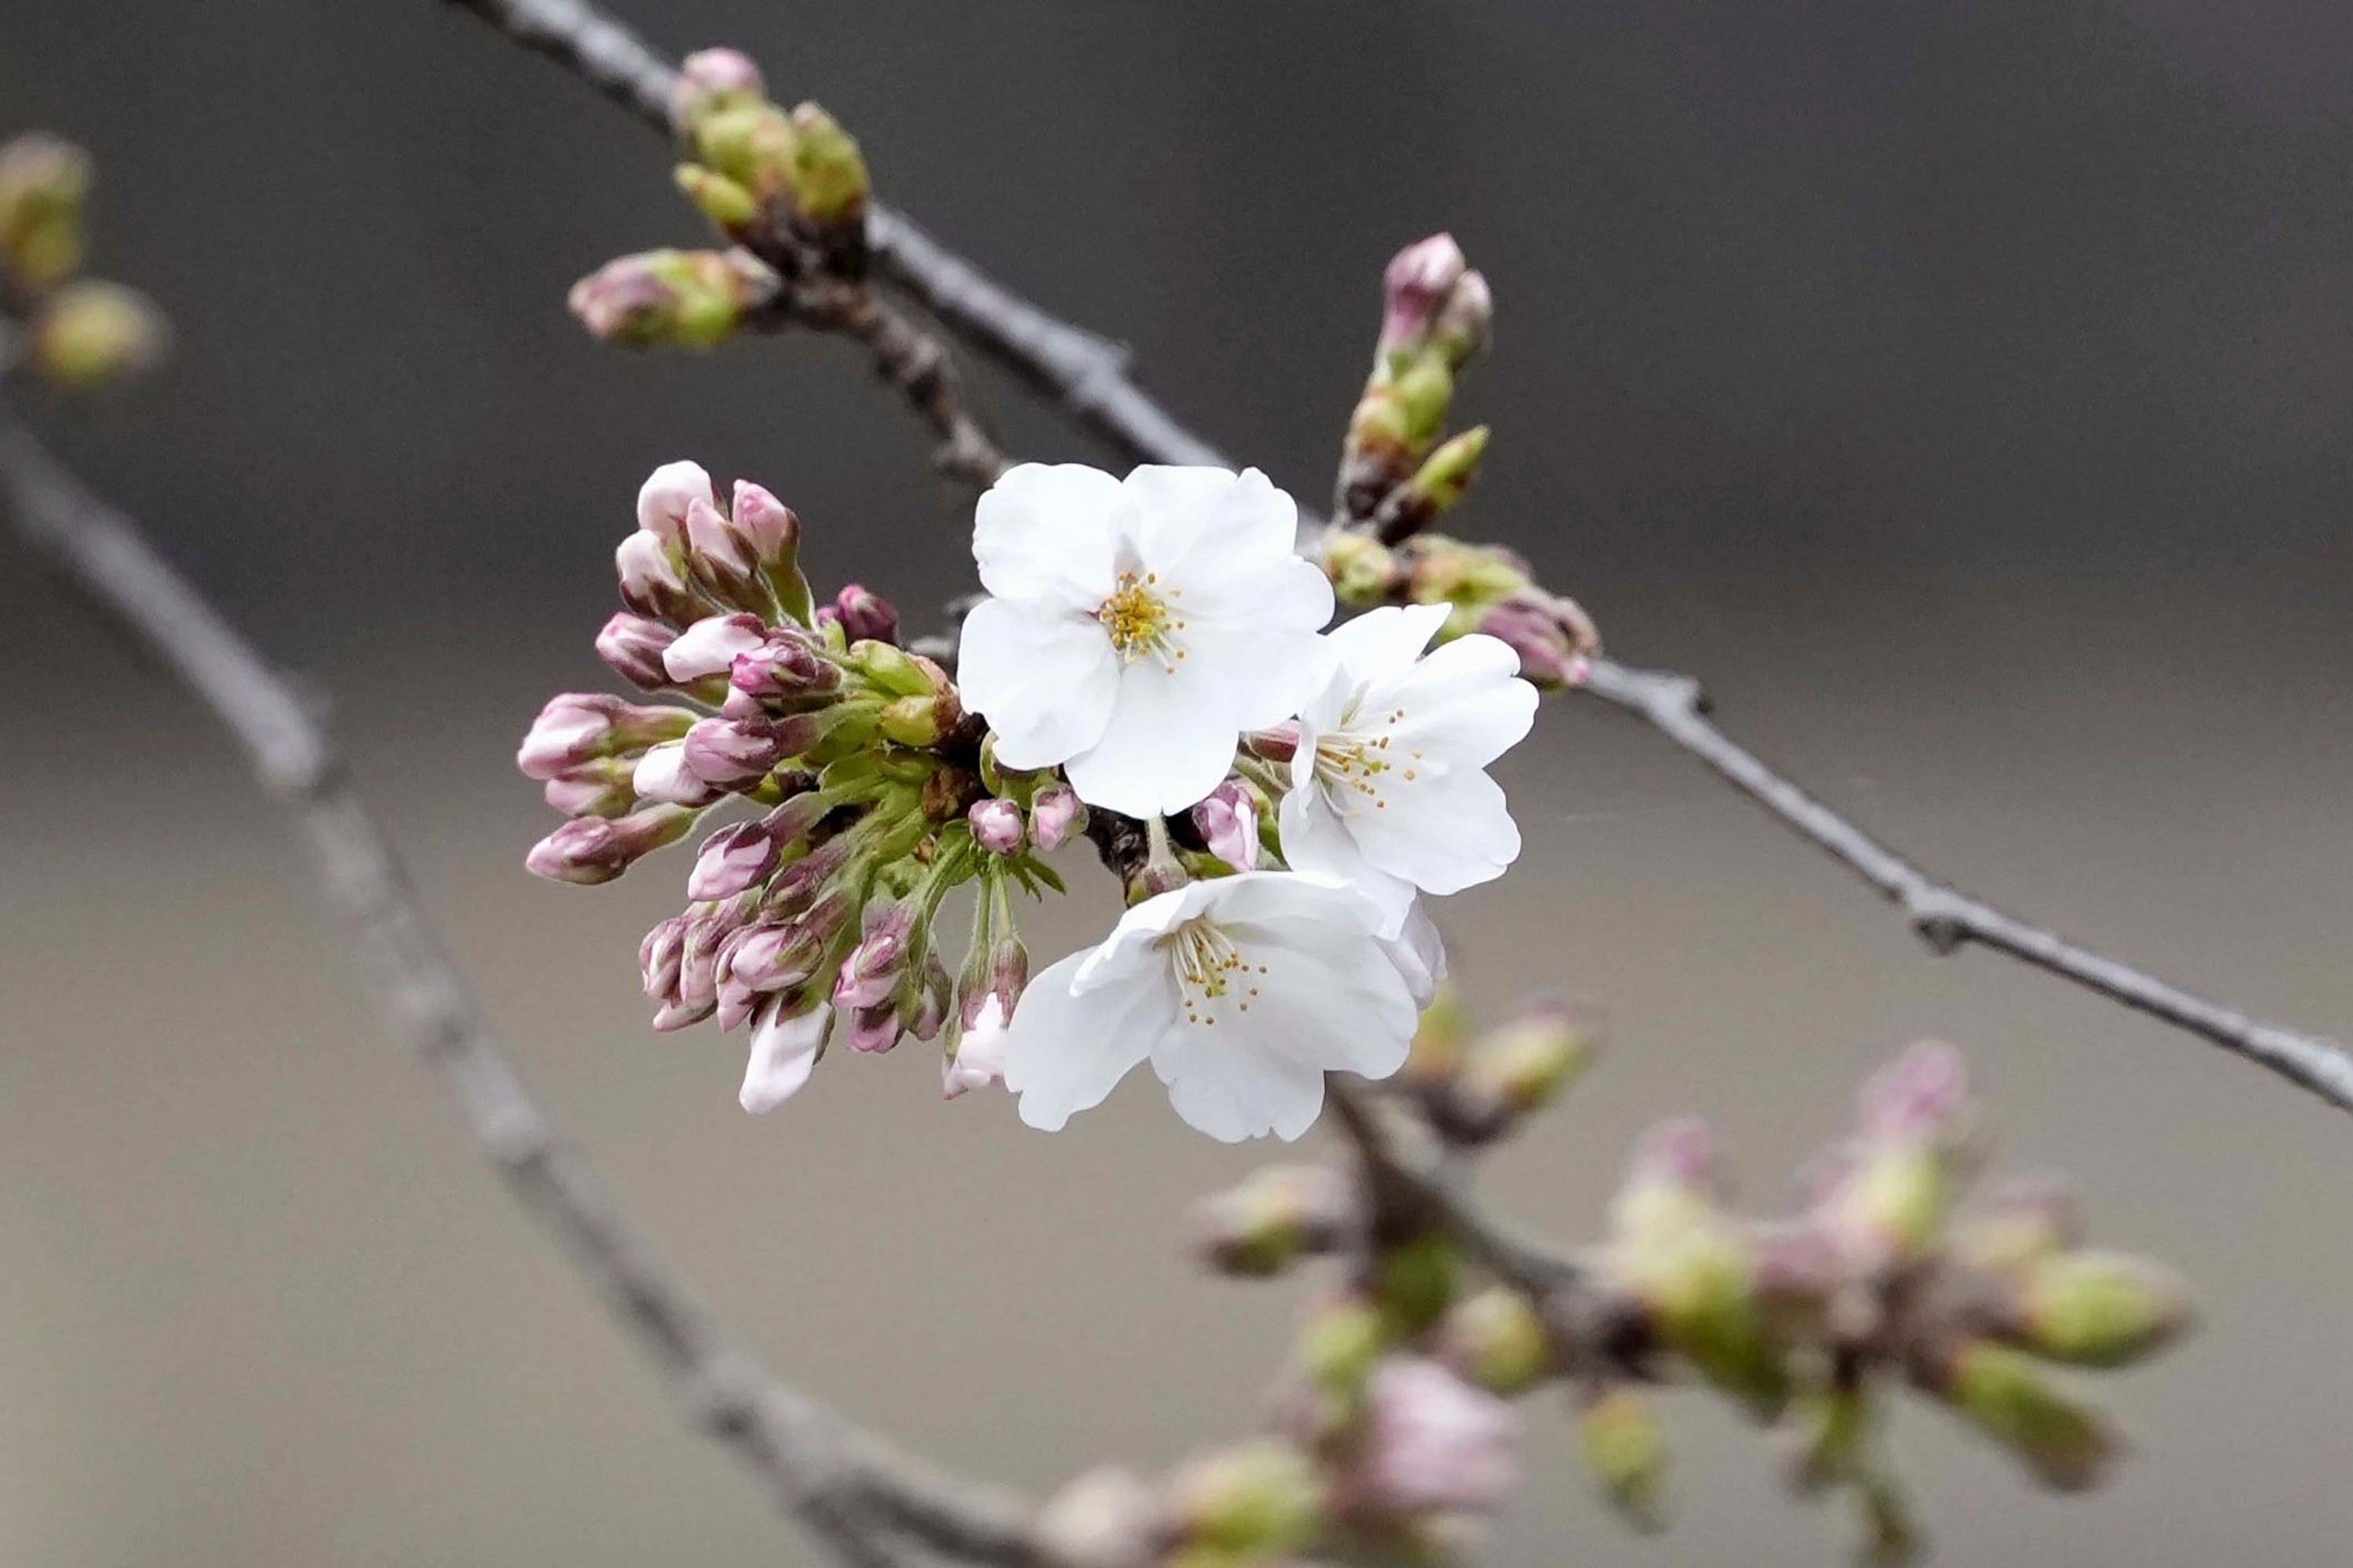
[
  {"left": 1437, "top": 1287, "right": 1552, "bottom": 1396},
  {"left": 878, "top": 693, "right": 951, "bottom": 748},
  {"left": 1400, "top": 982, "right": 1470, "bottom": 1086},
  {"left": 689, "top": 98, "right": 801, "bottom": 206},
  {"left": 1193, "top": 1165, "right": 1353, "bottom": 1279},
  {"left": 1579, "top": 1387, "right": 1669, "bottom": 1530},
  {"left": 2013, "top": 1252, "right": 2191, "bottom": 1368},
  {"left": 1405, "top": 425, "right": 1489, "bottom": 518},
  {"left": 1949, "top": 1177, "right": 2078, "bottom": 1276},
  {"left": 1402, "top": 536, "right": 1532, "bottom": 618},
  {"left": 1319, "top": 529, "right": 1402, "bottom": 607},
  {"left": 31, "top": 280, "right": 166, "bottom": 388},
  {"left": 567, "top": 248, "right": 778, "bottom": 350},
  {"left": 1939, "top": 1341, "right": 2114, "bottom": 1490},
  {"left": 1390, "top": 353, "right": 1454, "bottom": 446},
  {"left": 0, "top": 133, "right": 89, "bottom": 291},
  {"left": 786, "top": 102, "right": 871, "bottom": 226},
  {"left": 1376, "top": 1231, "right": 1457, "bottom": 1337},
  {"left": 1453, "top": 998, "right": 1595, "bottom": 1127},
  {"left": 848, "top": 638, "right": 936, "bottom": 697},
  {"left": 675, "top": 163, "right": 760, "bottom": 234},
  {"left": 1846, "top": 1148, "right": 1948, "bottom": 1264},
  {"left": 1173, "top": 1440, "right": 1322, "bottom": 1558},
  {"left": 1297, "top": 1293, "right": 1387, "bottom": 1395}
]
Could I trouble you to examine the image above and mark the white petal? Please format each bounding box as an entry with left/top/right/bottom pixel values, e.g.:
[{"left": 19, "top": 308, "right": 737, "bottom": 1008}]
[
  {"left": 1242, "top": 941, "right": 1417, "bottom": 1081},
  {"left": 1176, "top": 552, "right": 1336, "bottom": 631},
  {"left": 1328, "top": 603, "right": 1452, "bottom": 688},
  {"left": 1381, "top": 904, "right": 1449, "bottom": 1010},
  {"left": 1128, "top": 467, "right": 1299, "bottom": 586},
  {"left": 973, "top": 464, "right": 1124, "bottom": 609},
  {"left": 1155, "top": 1033, "right": 1329, "bottom": 1143},
  {"left": 1002, "top": 952, "right": 1172, "bottom": 1131},
  {"left": 1179, "top": 623, "right": 1339, "bottom": 733},
  {"left": 638, "top": 460, "right": 715, "bottom": 548},
  {"left": 1277, "top": 784, "right": 1417, "bottom": 934},
  {"left": 1380, "top": 635, "right": 1538, "bottom": 769},
  {"left": 1073, "top": 880, "right": 1222, "bottom": 994},
  {"left": 741, "top": 1002, "right": 828, "bottom": 1113},
  {"left": 1064, "top": 657, "right": 1246, "bottom": 817},
  {"left": 1347, "top": 766, "right": 1522, "bottom": 895},
  {"left": 957, "top": 597, "right": 1122, "bottom": 769}
]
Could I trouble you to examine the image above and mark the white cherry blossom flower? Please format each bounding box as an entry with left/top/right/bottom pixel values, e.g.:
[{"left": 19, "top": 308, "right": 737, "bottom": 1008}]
[
  {"left": 1278, "top": 603, "right": 1537, "bottom": 933},
  {"left": 740, "top": 999, "right": 829, "bottom": 1113},
  {"left": 1001, "top": 871, "right": 1419, "bottom": 1141},
  {"left": 958, "top": 464, "right": 1336, "bottom": 818}
]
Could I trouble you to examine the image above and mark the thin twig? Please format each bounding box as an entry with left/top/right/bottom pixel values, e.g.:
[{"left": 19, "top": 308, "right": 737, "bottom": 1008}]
[
  {"left": 0, "top": 415, "right": 1049, "bottom": 1568},
  {"left": 437, "top": 1, "right": 2353, "bottom": 1120}
]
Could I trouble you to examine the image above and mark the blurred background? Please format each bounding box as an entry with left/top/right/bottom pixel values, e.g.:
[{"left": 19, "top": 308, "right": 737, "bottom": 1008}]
[{"left": 3, "top": 2, "right": 2351, "bottom": 1563}]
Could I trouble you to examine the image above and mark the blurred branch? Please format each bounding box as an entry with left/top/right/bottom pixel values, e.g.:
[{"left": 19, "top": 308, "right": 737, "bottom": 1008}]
[
  {"left": 0, "top": 414, "right": 1050, "bottom": 1568},
  {"left": 439, "top": 3, "right": 2353, "bottom": 1120}
]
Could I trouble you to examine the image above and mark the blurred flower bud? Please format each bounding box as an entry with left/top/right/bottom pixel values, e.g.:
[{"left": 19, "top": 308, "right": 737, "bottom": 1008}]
[
  {"left": 1431, "top": 269, "right": 1493, "bottom": 369},
  {"left": 614, "top": 530, "right": 700, "bottom": 623},
  {"left": 1860, "top": 1040, "right": 1974, "bottom": 1150},
  {"left": 1474, "top": 588, "right": 1600, "bottom": 691},
  {"left": 1436, "top": 1287, "right": 1553, "bottom": 1397},
  {"left": 1191, "top": 1165, "right": 1354, "bottom": 1279},
  {"left": 595, "top": 613, "right": 679, "bottom": 689},
  {"left": 740, "top": 997, "right": 828, "bottom": 1112},
  {"left": 0, "top": 133, "right": 89, "bottom": 290},
  {"left": 2008, "top": 1252, "right": 2192, "bottom": 1369},
  {"left": 516, "top": 693, "right": 693, "bottom": 780},
  {"left": 1035, "top": 1466, "right": 1166, "bottom": 1568},
  {"left": 633, "top": 740, "right": 724, "bottom": 806},
  {"left": 31, "top": 281, "right": 166, "bottom": 388},
  {"left": 1380, "top": 234, "right": 1467, "bottom": 356},
  {"left": 1577, "top": 1386, "right": 1668, "bottom": 1530},
  {"left": 784, "top": 101, "right": 871, "bottom": 227},
  {"left": 1320, "top": 531, "right": 1405, "bottom": 607},
  {"left": 1438, "top": 997, "right": 1597, "bottom": 1143},
  {"left": 671, "top": 47, "right": 767, "bottom": 133},
  {"left": 1338, "top": 1358, "right": 1519, "bottom": 1519},
  {"left": 1929, "top": 1340, "right": 2115, "bottom": 1491},
  {"left": 1377, "top": 1232, "right": 1459, "bottom": 1338},
  {"left": 942, "top": 991, "right": 1012, "bottom": 1099},
  {"left": 1950, "top": 1176, "right": 2082, "bottom": 1276},
  {"left": 1191, "top": 778, "right": 1259, "bottom": 870},
  {"left": 1403, "top": 424, "right": 1489, "bottom": 519},
  {"left": 675, "top": 162, "right": 758, "bottom": 234},
  {"left": 828, "top": 582, "right": 900, "bottom": 644},
  {"left": 525, "top": 804, "right": 696, "bottom": 885},
  {"left": 664, "top": 613, "right": 769, "bottom": 682},
  {"left": 1170, "top": 1440, "right": 1322, "bottom": 1557},
  {"left": 687, "top": 819, "right": 781, "bottom": 900},
  {"left": 1029, "top": 783, "right": 1086, "bottom": 851},
  {"left": 568, "top": 248, "right": 777, "bottom": 349}
]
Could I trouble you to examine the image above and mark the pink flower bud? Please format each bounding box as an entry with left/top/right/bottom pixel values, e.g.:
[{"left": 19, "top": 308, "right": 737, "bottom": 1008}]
[
  {"left": 614, "top": 530, "right": 698, "bottom": 622},
  {"left": 729, "top": 628, "right": 838, "bottom": 705},
  {"left": 842, "top": 1002, "right": 900, "bottom": 1055},
  {"left": 1028, "top": 784, "right": 1084, "bottom": 850},
  {"left": 1381, "top": 233, "right": 1467, "bottom": 351},
  {"left": 1339, "top": 1357, "right": 1519, "bottom": 1519},
  {"left": 673, "top": 48, "right": 766, "bottom": 130},
  {"left": 829, "top": 583, "right": 900, "bottom": 644},
  {"left": 1191, "top": 779, "right": 1258, "bottom": 870},
  {"left": 543, "top": 759, "right": 635, "bottom": 819},
  {"left": 731, "top": 480, "right": 801, "bottom": 566},
  {"left": 1624, "top": 1115, "right": 1726, "bottom": 1198},
  {"left": 637, "top": 460, "right": 716, "bottom": 549},
  {"left": 595, "top": 613, "right": 679, "bottom": 689},
  {"left": 833, "top": 902, "right": 915, "bottom": 1010},
  {"left": 525, "top": 805, "right": 694, "bottom": 886},
  {"left": 942, "top": 993, "right": 1012, "bottom": 1099},
  {"left": 969, "top": 797, "right": 1025, "bottom": 856},
  {"left": 517, "top": 693, "right": 692, "bottom": 780},
  {"left": 1860, "top": 1040, "right": 1971, "bottom": 1147},
  {"left": 687, "top": 820, "right": 781, "bottom": 900},
  {"left": 675, "top": 895, "right": 758, "bottom": 1022},
  {"left": 662, "top": 612, "right": 768, "bottom": 682},
  {"left": 1431, "top": 268, "right": 1493, "bottom": 367},
  {"left": 633, "top": 741, "right": 722, "bottom": 806},
  {"left": 740, "top": 997, "right": 827, "bottom": 1114},
  {"left": 682, "top": 716, "right": 791, "bottom": 787},
  {"left": 1474, "top": 590, "right": 1598, "bottom": 691},
  {"left": 639, "top": 916, "right": 687, "bottom": 1002}
]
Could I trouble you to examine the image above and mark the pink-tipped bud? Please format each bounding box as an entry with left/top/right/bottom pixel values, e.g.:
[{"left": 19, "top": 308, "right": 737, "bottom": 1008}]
[
  {"left": 1191, "top": 779, "right": 1259, "bottom": 870},
  {"left": 829, "top": 583, "right": 900, "bottom": 644},
  {"left": 740, "top": 997, "right": 827, "bottom": 1114},
  {"left": 517, "top": 693, "right": 693, "bottom": 780},
  {"left": 1029, "top": 783, "right": 1085, "bottom": 850},
  {"left": 684, "top": 495, "right": 755, "bottom": 587},
  {"left": 1475, "top": 590, "right": 1600, "bottom": 692},
  {"left": 544, "top": 759, "right": 636, "bottom": 819},
  {"left": 1380, "top": 233, "right": 1468, "bottom": 352},
  {"left": 1337, "top": 1357, "right": 1520, "bottom": 1519},
  {"left": 687, "top": 820, "right": 781, "bottom": 900},
  {"left": 729, "top": 628, "right": 838, "bottom": 706},
  {"left": 633, "top": 740, "right": 723, "bottom": 806},
  {"left": 1431, "top": 268, "right": 1494, "bottom": 368},
  {"left": 1244, "top": 722, "right": 1301, "bottom": 765},
  {"left": 1860, "top": 1040, "right": 1973, "bottom": 1148},
  {"left": 663, "top": 612, "right": 769, "bottom": 682},
  {"left": 731, "top": 481, "right": 801, "bottom": 566},
  {"left": 614, "top": 530, "right": 699, "bottom": 623},
  {"left": 969, "top": 797, "right": 1025, "bottom": 857},
  {"left": 833, "top": 902, "right": 916, "bottom": 1011},
  {"left": 525, "top": 805, "right": 695, "bottom": 886},
  {"left": 640, "top": 916, "right": 688, "bottom": 1002},
  {"left": 721, "top": 921, "right": 813, "bottom": 998},
  {"left": 681, "top": 716, "right": 791, "bottom": 787},
  {"left": 637, "top": 460, "right": 717, "bottom": 548},
  {"left": 673, "top": 47, "right": 767, "bottom": 131},
  {"left": 595, "top": 613, "right": 680, "bottom": 689},
  {"left": 1626, "top": 1116, "right": 1726, "bottom": 1198},
  {"left": 942, "top": 992, "right": 1012, "bottom": 1099},
  {"left": 842, "top": 1002, "right": 900, "bottom": 1055}
]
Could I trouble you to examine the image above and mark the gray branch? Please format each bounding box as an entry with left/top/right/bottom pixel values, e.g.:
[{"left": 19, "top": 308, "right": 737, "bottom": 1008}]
[
  {"left": 435, "top": 0, "right": 2353, "bottom": 1122},
  {"left": 0, "top": 415, "right": 1049, "bottom": 1568}
]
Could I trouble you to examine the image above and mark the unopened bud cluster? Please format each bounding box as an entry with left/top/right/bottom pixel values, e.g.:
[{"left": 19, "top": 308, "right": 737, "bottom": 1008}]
[
  {"left": 1336, "top": 233, "right": 1495, "bottom": 540},
  {"left": 1171, "top": 1033, "right": 2188, "bottom": 1567},
  {"left": 1318, "top": 529, "right": 1601, "bottom": 692},
  {"left": 519, "top": 460, "right": 1063, "bottom": 1109},
  {"left": 0, "top": 133, "right": 166, "bottom": 389}
]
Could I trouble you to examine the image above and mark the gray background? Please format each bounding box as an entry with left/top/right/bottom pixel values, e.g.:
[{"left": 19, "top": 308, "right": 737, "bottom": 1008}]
[{"left": 3, "top": 2, "right": 2351, "bottom": 1564}]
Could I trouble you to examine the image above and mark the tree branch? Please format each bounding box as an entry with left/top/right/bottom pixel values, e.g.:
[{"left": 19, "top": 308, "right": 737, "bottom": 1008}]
[
  {"left": 437, "top": 2, "right": 2353, "bottom": 1119},
  {"left": 0, "top": 414, "right": 1049, "bottom": 1568}
]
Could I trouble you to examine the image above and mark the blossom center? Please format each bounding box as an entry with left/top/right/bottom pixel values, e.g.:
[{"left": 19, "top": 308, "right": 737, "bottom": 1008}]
[
  {"left": 1313, "top": 700, "right": 1424, "bottom": 813},
  {"left": 1158, "top": 915, "right": 1268, "bottom": 1026},
  {"left": 1096, "top": 572, "right": 1187, "bottom": 669}
]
